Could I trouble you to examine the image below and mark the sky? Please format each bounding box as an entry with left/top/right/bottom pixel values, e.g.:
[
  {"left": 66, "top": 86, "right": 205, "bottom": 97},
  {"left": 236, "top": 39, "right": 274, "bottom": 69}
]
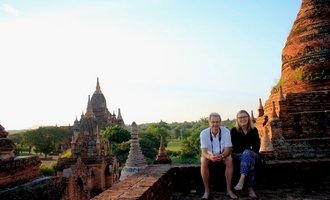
[{"left": 0, "top": 0, "right": 302, "bottom": 130}]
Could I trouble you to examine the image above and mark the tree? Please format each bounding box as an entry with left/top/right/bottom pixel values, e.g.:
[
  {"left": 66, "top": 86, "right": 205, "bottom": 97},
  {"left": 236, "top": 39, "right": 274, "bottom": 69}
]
[
  {"left": 101, "top": 125, "right": 131, "bottom": 166},
  {"left": 139, "top": 131, "right": 160, "bottom": 163},
  {"left": 180, "top": 117, "right": 208, "bottom": 158},
  {"left": 181, "top": 129, "right": 201, "bottom": 158},
  {"left": 23, "top": 126, "right": 71, "bottom": 158},
  {"left": 101, "top": 125, "right": 131, "bottom": 144},
  {"left": 139, "top": 121, "right": 171, "bottom": 163},
  {"left": 8, "top": 132, "right": 25, "bottom": 155},
  {"left": 146, "top": 120, "right": 170, "bottom": 143}
]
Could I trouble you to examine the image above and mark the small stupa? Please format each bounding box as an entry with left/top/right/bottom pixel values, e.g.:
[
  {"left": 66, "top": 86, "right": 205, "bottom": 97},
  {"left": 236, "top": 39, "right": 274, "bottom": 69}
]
[
  {"left": 154, "top": 136, "right": 171, "bottom": 164},
  {"left": 120, "top": 122, "right": 147, "bottom": 181}
]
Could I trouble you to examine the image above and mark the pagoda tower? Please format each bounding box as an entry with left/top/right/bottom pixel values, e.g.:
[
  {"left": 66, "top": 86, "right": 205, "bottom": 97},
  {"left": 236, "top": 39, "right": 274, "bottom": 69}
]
[
  {"left": 120, "top": 122, "right": 147, "bottom": 180},
  {"left": 255, "top": 0, "right": 330, "bottom": 159},
  {"left": 91, "top": 77, "right": 125, "bottom": 129},
  {"left": 154, "top": 136, "right": 171, "bottom": 164}
]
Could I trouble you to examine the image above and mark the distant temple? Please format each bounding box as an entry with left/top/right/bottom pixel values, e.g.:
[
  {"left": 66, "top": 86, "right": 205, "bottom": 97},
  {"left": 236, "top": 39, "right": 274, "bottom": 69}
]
[
  {"left": 90, "top": 77, "right": 125, "bottom": 129},
  {"left": 55, "top": 78, "right": 123, "bottom": 199},
  {"left": 256, "top": 0, "right": 330, "bottom": 159}
]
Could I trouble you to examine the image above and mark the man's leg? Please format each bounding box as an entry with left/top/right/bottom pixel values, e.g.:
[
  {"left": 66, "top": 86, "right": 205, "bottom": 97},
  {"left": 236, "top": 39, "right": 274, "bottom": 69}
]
[
  {"left": 224, "top": 155, "right": 237, "bottom": 199},
  {"left": 201, "top": 157, "right": 210, "bottom": 198}
]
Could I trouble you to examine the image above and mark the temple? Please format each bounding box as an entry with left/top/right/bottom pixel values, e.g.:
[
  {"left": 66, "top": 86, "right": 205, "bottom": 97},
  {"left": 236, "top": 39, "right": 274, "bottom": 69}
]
[
  {"left": 255, "top": 0, "right": 330, "bottom": 159},
  {"left": 55, "top": 78, "right": 123, "bottom": 199},
  {"left": 90, "top": 77, "right": 125, "bottom": 129},
  {"left": 1, "top": 0, "right": 330, "bottom": 199}
]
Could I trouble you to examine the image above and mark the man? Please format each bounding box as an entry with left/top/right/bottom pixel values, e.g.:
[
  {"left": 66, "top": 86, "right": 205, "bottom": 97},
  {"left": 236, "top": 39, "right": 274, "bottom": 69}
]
[{"left": 200, "top": 112, "right": 237, "bottom": 199}]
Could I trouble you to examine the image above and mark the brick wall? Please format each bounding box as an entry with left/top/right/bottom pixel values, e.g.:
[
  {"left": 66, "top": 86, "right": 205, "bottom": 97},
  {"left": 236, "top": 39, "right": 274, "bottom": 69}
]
[
  {"left": 92, "top": 158, "right": 330, "bottom": 200},
  {"left": 0, "top": 156, "right": 42, "bottom": 189}
]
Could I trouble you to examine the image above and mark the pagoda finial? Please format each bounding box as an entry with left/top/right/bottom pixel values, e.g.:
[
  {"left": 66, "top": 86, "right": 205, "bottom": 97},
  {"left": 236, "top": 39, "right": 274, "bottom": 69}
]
[
  {"left": 95, "top": 77, "right": 102, "bottom": 94},
  {"left": 117, "top": 108, "right": 122, "bottom": 119},
  {"left": 116, "top": 108, "right": 125, "bottom": 126},
  {"left": 85, "top": 95, "right": 95, "bottom": 118},
  {"left": 251, "top": 110, "right": 256, "bottom": 123},
  {"left": 279, "top": 86, "right": 285, "bottom": 101},
  {"left": 258, "top": 98, "right": 264, "bottom": 117},
  {"left": 271, "top": 101, "right": 278, "bottom": 119}
]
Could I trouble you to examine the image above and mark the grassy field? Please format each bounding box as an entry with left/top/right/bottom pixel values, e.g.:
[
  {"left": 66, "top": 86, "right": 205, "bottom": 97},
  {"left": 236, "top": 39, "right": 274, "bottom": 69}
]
[{"left": 167, "top": 139, "right": 183, "bottom": 152}]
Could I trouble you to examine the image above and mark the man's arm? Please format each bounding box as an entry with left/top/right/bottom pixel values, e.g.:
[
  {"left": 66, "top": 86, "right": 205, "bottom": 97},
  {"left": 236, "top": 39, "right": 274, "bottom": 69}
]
[
  {"left": 201, "top": 148, "right": 210, "bottom": 159},
  {"left": 221, "top": 147, "right": 232, "bottom": 159}
]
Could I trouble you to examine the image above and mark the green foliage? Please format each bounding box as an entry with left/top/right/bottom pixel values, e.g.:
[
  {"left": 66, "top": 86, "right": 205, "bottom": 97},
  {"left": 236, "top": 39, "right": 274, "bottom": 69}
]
[
  {"left": 291, "top": 69, "right": 330, "bottom": 84},
  {"left": 222, "top": 118, "right": 236, "bottom": 130},
  {"left": 60, "top": 149, "right": 72, "bottom": 158},
  {"left": 101, "top": 125, "right": 131, "bottom": 166},
  {"left": 181, "top": 129, "right": 201, "bottom": 157},
  {"left": 113, "top": 121, "right": 172, "bottom": 166},
  {"left": 137, "top": 121, "right": 171, "bottom": 164},
  {"left": 139, "top": 132, "right": 160, "bottom": 164},
  {"left": 101, "top": 125, "right": 131, "bottom": 143},
  {"left": 301, "top": 70, "right": 330, "bottom": 81},
  {"left": 271, "top": 77, "right": 283, "bottom": 93},
  {"left": 177, "top": 117, "right": 208, "bottom": 158},
  {"left": 40, "top": 163, "right": 55, "bottom": 176},
  {"left": 22, "top": 126, "right": 72, "bottom": 158},
  {"left": 167, "top": 117, "right": 235, "bottom": 164},
  {"left": 8, "top": 133, "right": 29, "bottom": 155},
  {"left": 11, "top": 117, "right": 238, "bottom": 165},
  {"left": 167, "top": 139, "right": 182, "bottom": 152},
  {"left": 113, "top": 141, "right": 130, "bottom": 166},
  {"left": 146, "top": 121, "right": 170, "bottom": 142},
  {"left": 8, "top": 133, "right": 24, "bottom": 143},
  {"left": 170, "top": 154, "right": 200, "bottom": 164}
]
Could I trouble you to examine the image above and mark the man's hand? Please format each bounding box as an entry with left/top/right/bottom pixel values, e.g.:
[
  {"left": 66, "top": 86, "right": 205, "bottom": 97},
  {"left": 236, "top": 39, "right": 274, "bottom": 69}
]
[{"left": 209, "top": 153, "right": 222, "bottom": 162}]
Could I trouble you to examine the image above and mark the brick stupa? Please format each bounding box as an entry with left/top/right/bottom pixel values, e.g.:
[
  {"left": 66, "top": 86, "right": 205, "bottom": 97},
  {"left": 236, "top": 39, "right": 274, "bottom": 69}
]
[
  {"left": 256, "top": 0, "right": 330, "bottom": 159},
  {"left": 120, "top": 122, "right": 147, "bottom": 181},
  {"left": 154, "top": 136, "right": 171, "bottom": 164}
]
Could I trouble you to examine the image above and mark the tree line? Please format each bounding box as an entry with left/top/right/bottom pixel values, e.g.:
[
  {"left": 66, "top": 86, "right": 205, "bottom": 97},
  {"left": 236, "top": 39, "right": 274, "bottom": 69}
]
[{"left": 8, "top": 118, "right": 235, "bottom": 166}]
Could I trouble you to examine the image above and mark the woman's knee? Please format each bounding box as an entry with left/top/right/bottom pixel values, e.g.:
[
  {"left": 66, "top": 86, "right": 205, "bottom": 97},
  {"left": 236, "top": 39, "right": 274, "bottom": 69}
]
[{"left": 242, "top": 149, "right": 253, "bottom": 156}]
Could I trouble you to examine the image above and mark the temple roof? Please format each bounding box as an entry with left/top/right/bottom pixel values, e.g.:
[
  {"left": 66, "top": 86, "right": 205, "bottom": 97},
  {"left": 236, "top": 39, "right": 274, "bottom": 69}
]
[{"left": 91, "top": 77, "right": 107, "bottom": 110}]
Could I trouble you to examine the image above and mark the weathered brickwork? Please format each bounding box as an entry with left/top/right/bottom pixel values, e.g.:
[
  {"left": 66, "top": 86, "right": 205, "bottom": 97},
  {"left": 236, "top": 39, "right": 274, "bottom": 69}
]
[
  {"left": 255, "top": 0, "right": 330, "bottom": 159},
  {"left": 0, "top": 177, "right": 67, "bottom": 200},
  {"left": 0, "top": 156, "right": 42, "bottom": 189},
  {"left": 90, "top": 159, "right": 330, "bottom": 200},
  {"left": 92, "top": 165, "right": 172, "bottom": 200}
]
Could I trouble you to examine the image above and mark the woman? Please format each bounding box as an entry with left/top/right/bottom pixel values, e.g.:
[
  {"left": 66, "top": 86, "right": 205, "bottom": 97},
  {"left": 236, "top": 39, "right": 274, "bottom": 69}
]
[{"left": 231, "top": 110, "right": 260, "bottom": 198}]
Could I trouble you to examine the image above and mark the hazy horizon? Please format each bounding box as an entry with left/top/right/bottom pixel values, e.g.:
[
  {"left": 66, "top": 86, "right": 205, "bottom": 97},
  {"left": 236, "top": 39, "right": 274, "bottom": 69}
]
[{"left": 1, "top": 1, "right": 301, "bottom": 130}]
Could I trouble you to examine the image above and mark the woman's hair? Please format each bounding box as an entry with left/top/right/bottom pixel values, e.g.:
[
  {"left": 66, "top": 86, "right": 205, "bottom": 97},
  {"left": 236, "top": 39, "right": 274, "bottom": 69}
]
[{"left": 235, "top": 110, "right": 255, "bottom": 131}]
